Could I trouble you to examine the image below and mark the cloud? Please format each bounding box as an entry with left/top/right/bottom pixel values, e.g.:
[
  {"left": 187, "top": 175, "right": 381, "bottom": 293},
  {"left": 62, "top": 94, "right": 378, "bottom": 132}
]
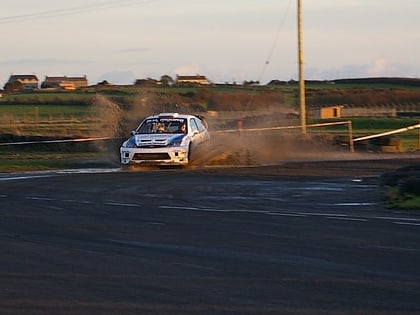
[
  {"left": 367, "top": 58, "right": 387, "bottom": 77},
  {"left": 117, "top": 47, "right": 151, "bottom": 54},
  {"left": 366, "top": 59, "right": 420, "bottom": 77},
  {"left": 0, "top": 58, "right": 92, "bottom": 67}
]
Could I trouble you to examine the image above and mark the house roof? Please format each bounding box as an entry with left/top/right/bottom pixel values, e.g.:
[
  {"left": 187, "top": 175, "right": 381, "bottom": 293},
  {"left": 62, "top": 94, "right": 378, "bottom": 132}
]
[
  {"left": 176, "top": 75, "right": 207, "bottom": 80},
  {"left": 44, "top": 75, "right": 87, "bottom": 82},
  {"left": 8, "top": 74, "right": 39, "bottom": 81}
]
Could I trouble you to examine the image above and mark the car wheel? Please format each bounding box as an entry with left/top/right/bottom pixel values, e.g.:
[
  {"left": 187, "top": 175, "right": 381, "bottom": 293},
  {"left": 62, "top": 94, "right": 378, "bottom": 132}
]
[
  {"left": 187, "top": 143, "right": 193, "bottom": 163},
  {"left": 121, "top": 164, "right": 134, "bottom": 171}
]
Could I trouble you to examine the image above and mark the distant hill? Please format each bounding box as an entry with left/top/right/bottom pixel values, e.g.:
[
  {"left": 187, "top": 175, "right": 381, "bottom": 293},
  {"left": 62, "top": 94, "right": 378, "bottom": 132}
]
[
  {"left": 333, "top": 77, "right": 420, "bottom": 87},
  {"left": 268, "top": 77, "right": 420, "bottom": 87}
]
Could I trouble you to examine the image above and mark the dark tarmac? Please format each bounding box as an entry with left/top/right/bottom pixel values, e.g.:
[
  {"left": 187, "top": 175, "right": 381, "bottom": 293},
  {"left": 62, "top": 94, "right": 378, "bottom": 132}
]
[{"left": 1, "top": 156, "right": 420, "bottom": 314}]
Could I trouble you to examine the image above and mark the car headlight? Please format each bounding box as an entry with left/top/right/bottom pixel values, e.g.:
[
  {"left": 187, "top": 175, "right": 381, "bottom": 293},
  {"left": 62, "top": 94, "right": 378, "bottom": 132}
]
[{"left": 123, "top": 137, "right": 137, "bottom": 148}]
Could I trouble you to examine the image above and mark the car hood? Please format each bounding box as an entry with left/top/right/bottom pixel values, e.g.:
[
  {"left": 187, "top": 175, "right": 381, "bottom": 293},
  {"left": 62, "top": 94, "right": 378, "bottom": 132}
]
[{"left": 133, "top": 133, "right": 185, "bottom": 147}]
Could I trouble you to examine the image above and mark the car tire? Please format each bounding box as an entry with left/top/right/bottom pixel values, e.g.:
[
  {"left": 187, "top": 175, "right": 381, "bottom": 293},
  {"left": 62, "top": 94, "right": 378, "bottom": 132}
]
[
  {"left": 121, "top": 164, "right": 134, "bottom": 171},
  {"left": 187, "top": 143, "right": 193, "bottom": 163}
]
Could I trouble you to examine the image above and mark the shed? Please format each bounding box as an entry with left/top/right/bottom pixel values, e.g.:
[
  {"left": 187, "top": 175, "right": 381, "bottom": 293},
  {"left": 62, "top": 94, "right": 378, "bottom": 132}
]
[{"left": 313, "top": 106, "right": 343, "bottom": 119}]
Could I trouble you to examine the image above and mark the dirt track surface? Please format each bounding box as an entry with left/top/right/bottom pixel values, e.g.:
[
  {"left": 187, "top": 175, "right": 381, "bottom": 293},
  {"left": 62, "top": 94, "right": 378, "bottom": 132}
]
[
  {"left": 180, "top": 131, "right": 420, "bottom": 178},
  {"left": 188, "top": 154, "right": 420, "bottom": 178}
]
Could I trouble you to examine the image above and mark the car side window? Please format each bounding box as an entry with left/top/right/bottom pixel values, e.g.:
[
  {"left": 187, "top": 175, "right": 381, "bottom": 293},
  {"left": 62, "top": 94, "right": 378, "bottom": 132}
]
[
  {"left": 194, "top": 118, "right": 205, "bottom": 132},
  {"left": 189, "top": 118, "right": 199, "bottom": 133}
]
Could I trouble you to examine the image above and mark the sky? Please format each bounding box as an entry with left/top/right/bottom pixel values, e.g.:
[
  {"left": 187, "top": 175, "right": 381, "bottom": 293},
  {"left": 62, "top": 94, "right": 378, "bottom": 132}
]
[{"left": 1, "top": 0, "right": 419, "bottom": 86}]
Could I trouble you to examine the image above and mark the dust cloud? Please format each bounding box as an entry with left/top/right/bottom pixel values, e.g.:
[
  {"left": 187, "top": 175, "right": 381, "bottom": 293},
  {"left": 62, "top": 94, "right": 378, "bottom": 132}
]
[
  {"left": 90, "top": 94, "right": 123, "bottom": 138},
  {"left": 87, "top": 95, "right": 124, "bottom": 165},
  {"left": 90, "top": 94, "right": 347, "bottom": 169},
  {"left": 125, "top": 91, "right": 203, "bottom": 132},
  {"left": 88, "top": 93, "right": 182, "bottom": 165},
  {"left": 189, "top": 131, "right": 343, "bottom": 168}
]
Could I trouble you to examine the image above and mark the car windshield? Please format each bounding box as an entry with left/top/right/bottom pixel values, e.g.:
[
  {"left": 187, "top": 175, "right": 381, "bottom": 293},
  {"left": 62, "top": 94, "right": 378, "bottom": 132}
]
[{"left": 136, "top": 118, "right": 187, "bottom": 134}]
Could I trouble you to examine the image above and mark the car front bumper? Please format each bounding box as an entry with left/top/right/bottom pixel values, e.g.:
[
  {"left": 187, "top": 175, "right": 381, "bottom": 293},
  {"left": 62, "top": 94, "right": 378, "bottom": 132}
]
[{"left": 120, "top": 146, "right": 189, "bottom": 165}]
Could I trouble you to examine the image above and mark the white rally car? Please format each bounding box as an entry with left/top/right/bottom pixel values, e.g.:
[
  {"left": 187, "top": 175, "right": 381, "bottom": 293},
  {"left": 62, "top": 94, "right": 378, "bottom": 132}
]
[{"left": 120, "top": 113, "right": 210, "bottom": 166}]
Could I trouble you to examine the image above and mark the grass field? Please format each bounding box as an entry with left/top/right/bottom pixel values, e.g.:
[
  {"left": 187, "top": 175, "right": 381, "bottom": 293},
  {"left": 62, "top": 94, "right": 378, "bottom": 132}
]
[
  {"left": 1, "top": 100, "right": 419, "bottom": 144},
  {"left": 0, "top": 104, "right": 94, "bottom": 118},
  {"left": 1, "top": 85, "right": 419, "bottom": 171}
]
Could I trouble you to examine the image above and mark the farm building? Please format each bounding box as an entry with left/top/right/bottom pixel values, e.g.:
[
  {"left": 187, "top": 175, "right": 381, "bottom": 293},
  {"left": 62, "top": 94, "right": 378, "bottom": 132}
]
[
  {"left": 6, "top": 74, "right": 39, "bottom": 91},
  {"left": 313, "top": 106, "right": 343, "bottom": 119},
  {"left": 176, "top": 74, "right": 210, "bottom": 85},
  {"left": 41, "top": 75, "right": 88, "bottom": 90}
]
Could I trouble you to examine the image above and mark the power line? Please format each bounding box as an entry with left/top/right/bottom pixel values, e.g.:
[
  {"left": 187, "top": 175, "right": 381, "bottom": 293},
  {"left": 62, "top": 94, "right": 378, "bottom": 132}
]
[
  {"left": 0, "top": 0, "right": 160, "bottom": 23},
  {"left": 256, "top": 0, "right": 293, "bottom": 83}
]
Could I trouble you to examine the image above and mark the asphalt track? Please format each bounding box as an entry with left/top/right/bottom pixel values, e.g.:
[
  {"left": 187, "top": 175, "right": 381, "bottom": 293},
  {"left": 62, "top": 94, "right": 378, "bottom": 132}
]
[{"left": 1, "top": 156, "right": 420, "bottom": 315}]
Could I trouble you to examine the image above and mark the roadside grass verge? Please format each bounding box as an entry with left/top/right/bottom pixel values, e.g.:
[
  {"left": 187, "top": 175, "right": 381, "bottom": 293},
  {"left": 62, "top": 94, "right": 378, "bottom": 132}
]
[
  {"left": 0, "top": 140, "right": 120, "bottom": 173},
  {"left": 0, "top": 151, "right": 113, "bottom": 172},
  {"left": 384, "top": 186, "right": 420, "bottom": 210}
]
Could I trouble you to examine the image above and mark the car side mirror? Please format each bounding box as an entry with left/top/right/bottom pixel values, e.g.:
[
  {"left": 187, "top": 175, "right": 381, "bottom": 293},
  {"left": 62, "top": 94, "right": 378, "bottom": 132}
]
[{"left": 131, "top": 131, "right": 136, "bottom": 136}]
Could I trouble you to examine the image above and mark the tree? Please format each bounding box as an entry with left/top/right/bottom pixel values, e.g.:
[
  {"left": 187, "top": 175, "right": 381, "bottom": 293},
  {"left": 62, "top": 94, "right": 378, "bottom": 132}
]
[
  {"left": 3, "top": 81, "right": 23, "bottom": 93},
  {"left": 97, "top": 80, "right": 111, "bottom": 86},
  {"left": 243, "top": 80, "right": 260, "bottom": 86},
  {"left": 134, "top": 78, "right": 159, "bottom": 87},
  {"left": 160, "top": 75, "right": 174, "bottom": 87}
]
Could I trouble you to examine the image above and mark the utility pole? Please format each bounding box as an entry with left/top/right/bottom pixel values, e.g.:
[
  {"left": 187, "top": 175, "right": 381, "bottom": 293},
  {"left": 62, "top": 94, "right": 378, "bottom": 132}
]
[{"left": 297, "top": 0, "right": 307, "bottom": 134}]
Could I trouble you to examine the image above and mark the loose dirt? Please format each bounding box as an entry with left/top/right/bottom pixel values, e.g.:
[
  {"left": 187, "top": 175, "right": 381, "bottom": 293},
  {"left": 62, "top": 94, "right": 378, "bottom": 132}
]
[{"left": 115, "top": 131, "right": 420, "bottom": 178}]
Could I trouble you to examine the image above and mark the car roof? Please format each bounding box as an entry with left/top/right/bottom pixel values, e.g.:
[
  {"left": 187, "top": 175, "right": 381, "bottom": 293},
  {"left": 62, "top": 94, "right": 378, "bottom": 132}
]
[{"left": 148, "top": 113, "right": 195, "bottom": 119}]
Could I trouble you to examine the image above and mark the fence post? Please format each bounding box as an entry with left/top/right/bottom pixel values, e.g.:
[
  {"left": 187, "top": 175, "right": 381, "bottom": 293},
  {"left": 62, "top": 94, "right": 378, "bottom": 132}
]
[
  {"left": 348, "top": 120, "right": 354, "bottom": 153},
  {"left": 418, "top": 121, "right": 420, "bottom": 151},
  {"left": 35, "top": 106, "right": 39, "bottom": 126},
  {"left": 237, "top": 119, "right": 243, "bottom": 137}
]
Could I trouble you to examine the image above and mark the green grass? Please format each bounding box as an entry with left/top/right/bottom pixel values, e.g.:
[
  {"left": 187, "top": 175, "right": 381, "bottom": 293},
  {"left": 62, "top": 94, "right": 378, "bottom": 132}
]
[
  {"left": 306, "top": 118, "right": 420, "bottom": 152},
  {"left": 0, "top": 104, "right": 96, "bottom": 120},
  {"left": 0, "top": 151, "right": 109, "bottom": 172},
  {"left": 385, "top": 187, "right": 420, "bottom": 210},
  {"left": 312, "top": 117, "right": 419, "bottom": 131},
  {"left": 0, "top": 104, "right": 418, "bottom": 149},
  {"left": 1, "top": 87, "right": 420, "bottom": 171},
  {"left": 0, "top": 103, "right": 113, "bottom": 137}
]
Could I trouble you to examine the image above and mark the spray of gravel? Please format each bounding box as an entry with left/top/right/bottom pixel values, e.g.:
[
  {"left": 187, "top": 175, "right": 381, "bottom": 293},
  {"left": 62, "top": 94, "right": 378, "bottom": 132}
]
[
  {"left": 187, "top": 111, "right": 351, "bottom": 167},
  {"left": 88, "top": 92, "right": 183, "bottom": 166},
  {"left": 88, "top": 94, "right": 125, "bottom": 165},
  {"left": 90, "top": 93, "right": 347, "bottom": 169},
  {"left": 90, "top": 94, "right": 124, "bottom": 137},
  {"left": 189, "top": 131, "right": 343, "bottom": 168}
]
